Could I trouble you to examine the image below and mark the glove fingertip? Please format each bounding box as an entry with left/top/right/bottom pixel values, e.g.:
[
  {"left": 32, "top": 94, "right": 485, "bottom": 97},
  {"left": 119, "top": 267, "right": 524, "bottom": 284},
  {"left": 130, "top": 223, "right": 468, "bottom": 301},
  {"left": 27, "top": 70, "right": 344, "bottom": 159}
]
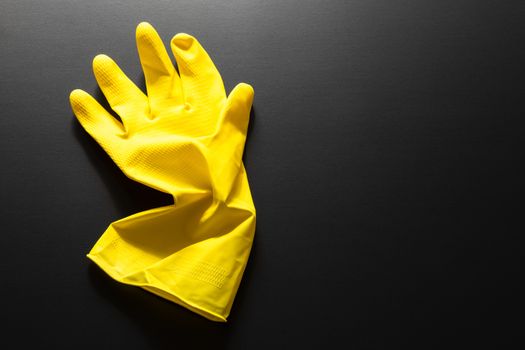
[
  {"left": 136, "top": 21, "right": 154, "bottom": 38},
  {"left": 92, "top": 54, "right": 116, "bottom": 80},
  {"left": 93, "top": 53, "right": 110, "bottom": 65},
  {"left": 136, "top": 22, "right": 163, "bottom": 49},
  {"left": 69, "top": 89, "right": 90, "bottom": 116},
  {"left": 231, "top": 83, "right": 254, "bottom": 108},
  {"left": 69, "top": 88, "right": 85, "bottom": 103},
  {"left": 171, "top": 33, "right": 195, "bottom": 51}
]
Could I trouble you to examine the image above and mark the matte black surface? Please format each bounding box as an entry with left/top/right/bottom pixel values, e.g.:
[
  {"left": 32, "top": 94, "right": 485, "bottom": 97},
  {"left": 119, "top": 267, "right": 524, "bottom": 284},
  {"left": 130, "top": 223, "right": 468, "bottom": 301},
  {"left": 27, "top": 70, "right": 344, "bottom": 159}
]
[{"left": 1, "top": 0, "right": 524, "bottom": 348}]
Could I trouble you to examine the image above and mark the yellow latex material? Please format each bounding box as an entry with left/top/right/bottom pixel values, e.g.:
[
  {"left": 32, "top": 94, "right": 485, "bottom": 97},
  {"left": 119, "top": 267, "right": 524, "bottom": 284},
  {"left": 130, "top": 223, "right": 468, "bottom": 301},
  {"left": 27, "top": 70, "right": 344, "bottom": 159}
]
[{"left": 69, "top": 22, "right": 255, "bottom": 322}]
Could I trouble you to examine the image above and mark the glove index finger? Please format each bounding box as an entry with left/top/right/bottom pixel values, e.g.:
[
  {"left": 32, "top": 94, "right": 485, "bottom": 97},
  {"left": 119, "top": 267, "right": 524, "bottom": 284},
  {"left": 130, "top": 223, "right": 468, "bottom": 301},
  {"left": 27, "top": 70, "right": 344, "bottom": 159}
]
[
  {"left": 70, "top": 89, "right": 125, "bottom": 150},
  {"left": 171, "top": 33, "right": 226, "bottom": 104}
]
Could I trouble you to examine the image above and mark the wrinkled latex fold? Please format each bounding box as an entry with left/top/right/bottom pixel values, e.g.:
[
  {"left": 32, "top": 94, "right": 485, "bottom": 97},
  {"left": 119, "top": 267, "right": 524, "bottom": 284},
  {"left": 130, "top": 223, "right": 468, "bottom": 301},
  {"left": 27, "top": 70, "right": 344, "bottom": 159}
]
[{"left": 69, "top": 22, "right": 255, "bottom": 321}]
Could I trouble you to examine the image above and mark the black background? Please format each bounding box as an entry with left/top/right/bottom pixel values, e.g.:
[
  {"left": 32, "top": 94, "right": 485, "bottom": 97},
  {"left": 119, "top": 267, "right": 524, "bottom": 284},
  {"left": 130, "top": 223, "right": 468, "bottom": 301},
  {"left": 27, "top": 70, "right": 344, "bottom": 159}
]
[{"left": 1, "top": 0, "right": 524, "bottom": 348}]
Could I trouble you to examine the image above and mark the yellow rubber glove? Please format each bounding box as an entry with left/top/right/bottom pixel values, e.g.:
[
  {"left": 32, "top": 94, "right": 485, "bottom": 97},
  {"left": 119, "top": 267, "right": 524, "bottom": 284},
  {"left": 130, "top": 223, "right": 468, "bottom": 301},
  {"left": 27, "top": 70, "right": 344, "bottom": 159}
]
[{"left": 69, "top": 22, "right": 255, "bottom": 322}]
